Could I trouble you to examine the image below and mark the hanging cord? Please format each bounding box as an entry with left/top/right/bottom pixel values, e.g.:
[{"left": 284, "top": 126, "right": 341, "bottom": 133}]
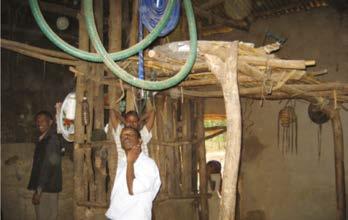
[
  {"left": 111, "top": 79, "right": 125, "bottom": 107},
  {"left": 318, "top": 124, "right": 322, "bottom": 160},
  {"left": 260, "top": 58, "right": 272, "bottom": 106}
]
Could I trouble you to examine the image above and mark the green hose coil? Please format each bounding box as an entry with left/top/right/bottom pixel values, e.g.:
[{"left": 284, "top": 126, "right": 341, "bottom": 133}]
[
  {"left": 29, "top": 0, "right": 176, "bottom": 62},
  {"left": 29, "top": 0, "right": 198, "bottom": 90}
]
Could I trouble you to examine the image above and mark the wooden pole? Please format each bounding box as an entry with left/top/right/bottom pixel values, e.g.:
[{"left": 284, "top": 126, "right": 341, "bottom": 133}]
[
  {"left": 182, "top": 99, "right": 193, "bottom": 194},
  {"left": 172, "top": 100, "right": 182, "bottom": 194},
  {"left": 163, "top": 97, "right": 176, "bottom": 195},
  {"left": 107, "top": 0, "right": 122, "bottom": 200},
  {"left": 92, "top": 0, "right": 107, "bottom": 205},
  {"left": 330, "top": 109, "right": 346, "bottom": 220},
  {"left": 156, "top": 95, "right": 168, "bottom": 194},
  {"left": 126, "top": 0, "right": 139, "bottom": 112},
  {"left": 205, "top": 41, "right": 241, "bottom": 220},
  {"left": 195, "top": 99, "right": 209, "bottom": 220},
  {"left": 74, "top": 4, "right": 89, "bottom": 219},
  {"left": 129, "top": 0, "right": 139, "bottom": 47}
]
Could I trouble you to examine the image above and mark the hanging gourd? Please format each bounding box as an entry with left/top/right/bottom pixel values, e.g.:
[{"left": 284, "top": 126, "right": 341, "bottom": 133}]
[
  {"left": 308, "top": 103, "right": 330, "bottom": 159},
  {"left": 277, "top": 102, "right": 298, "bottom": 155}
]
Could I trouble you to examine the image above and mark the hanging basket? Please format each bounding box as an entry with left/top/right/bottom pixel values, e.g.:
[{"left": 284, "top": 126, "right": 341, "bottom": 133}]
[
  {"left": 279, "top": 106, "right": 296, "bottom": 127},
  {"left": 308, "top": 103, "right": 330, "bottom": 125}
]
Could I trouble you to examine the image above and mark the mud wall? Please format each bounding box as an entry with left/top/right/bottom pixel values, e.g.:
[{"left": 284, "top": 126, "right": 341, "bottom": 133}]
[{"left": 204, "top": 7, "right": 348, "bottom": 220}]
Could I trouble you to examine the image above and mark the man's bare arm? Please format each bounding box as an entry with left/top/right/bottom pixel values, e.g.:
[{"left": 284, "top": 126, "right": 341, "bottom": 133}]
[
  {"left": 140, "top": 109, "right": 155, "bottom": 131},
  {"left": 109, "top": 109, "right": 125, "bottom": 130}
]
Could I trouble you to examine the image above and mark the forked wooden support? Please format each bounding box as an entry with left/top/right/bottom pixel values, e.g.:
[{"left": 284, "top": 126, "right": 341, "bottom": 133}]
[{"left": 205, "top": 41, "right": 241, "bottom": 220}]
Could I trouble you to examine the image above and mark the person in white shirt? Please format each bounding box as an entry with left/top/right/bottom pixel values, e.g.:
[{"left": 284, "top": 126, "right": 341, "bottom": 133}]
[
  {"left": 105, "top": 126, "right": 161, "bottom": 220},
  {"left": 107, "top": 109, "right": 155, "bottom": 160}
]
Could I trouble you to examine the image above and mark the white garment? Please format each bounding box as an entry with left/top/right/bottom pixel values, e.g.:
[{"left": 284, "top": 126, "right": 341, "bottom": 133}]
[
  {"left": 105, "top": 153, "right": 161, "bottom": 220},
  {"left": 208, "top": 174, "right": 221, "bottom": 220},
  {"left": 105, "top": 124, "right": 152, "bottom": 160}
]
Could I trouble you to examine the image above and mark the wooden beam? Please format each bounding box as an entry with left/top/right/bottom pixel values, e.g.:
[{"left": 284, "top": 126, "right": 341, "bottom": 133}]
[
  {"left": 201, "top": 25, "right": 234, "bottom": 37},
  {"left": 1, "top": 25, "right": 77, "bottom": 41},
  {"left": 1, "top": 38, "right": 76, "bottom": 60},
  {"left": 1, "top": 44, "right": 77, "bottom": 66}
]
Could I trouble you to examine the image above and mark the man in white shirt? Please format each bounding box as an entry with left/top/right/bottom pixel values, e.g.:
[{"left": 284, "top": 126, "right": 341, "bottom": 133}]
[
  {"left": 108, "top": 109, "right": 155, "bottom": 160},
  {"left": 105, "top": 126, "right": 161, "bottom": 220}
]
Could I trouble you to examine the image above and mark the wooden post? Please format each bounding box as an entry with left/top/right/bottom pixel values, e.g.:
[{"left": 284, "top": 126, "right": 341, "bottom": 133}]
[
  {"left": 129, "top": 0, "right": 139, "bottom": 47},
  {"left": 107, "top": 0, "right": 122, "bottom": 199},
  {"left": 172, "top": 100, "right": 181, "bottom": 194},
  {"left": 182, "top": 99, "right": 193, "bottom": 194},
  {"left": 126, "top": 0, "right": 139, "bottom": 112},
  {"left": 92, "top": 0, "right": 107, "bottom": 205},
  {"left": 330, "top": 109, "right": 346, "bottom": 220},
  {"left": 161, "top": 97, "right": 176, "bottom": 195},
  {"left": 74, "top": 3, "right": 89, "bottom": 219},
  {"left": 156, "top": 95, "right": 168, "bottom": 194},
  {"left": 195, "top": 98, "right": 209, "bottom": 220},
  {"left": 148, "top": 100, "right": 158, "bottom": 161},
  {"left": 192, "top": 100, "right": 198, "bottom": 194},
  {"left": 204, "top": 41, "right": 241, "bottom": 220}
]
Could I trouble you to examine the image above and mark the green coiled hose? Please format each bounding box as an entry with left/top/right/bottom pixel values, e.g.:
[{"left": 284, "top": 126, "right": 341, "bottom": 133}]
[
  {"left": 84, "top": 0, "right": 197, "bottom": 90},
  {"left": 28, "top": 0, "right": 175, "bottom": 62},
  {"left": 29, "top": 0, "right": 197, "bottom": 90}
]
